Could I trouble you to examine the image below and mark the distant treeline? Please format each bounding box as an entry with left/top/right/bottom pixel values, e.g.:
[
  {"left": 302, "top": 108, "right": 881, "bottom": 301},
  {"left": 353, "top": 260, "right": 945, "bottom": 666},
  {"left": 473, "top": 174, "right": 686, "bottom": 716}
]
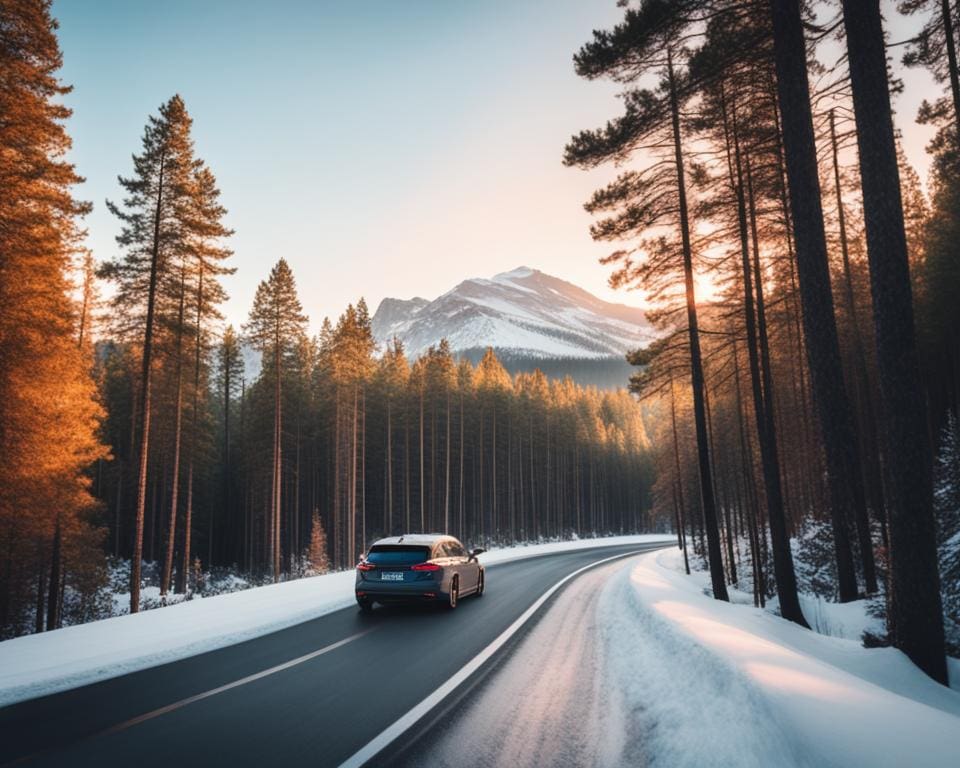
[
  {"left": 456, "top": 349, "right": 637, "bottom": 391},
  {"left": 96, "top": 295, "right": 655, "bottom": 591}
]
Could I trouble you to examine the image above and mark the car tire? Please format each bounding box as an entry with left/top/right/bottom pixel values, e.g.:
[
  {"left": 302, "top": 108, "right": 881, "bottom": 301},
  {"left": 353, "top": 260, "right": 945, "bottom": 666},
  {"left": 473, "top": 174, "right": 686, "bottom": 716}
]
[
  {"left": 476, "top": 571, "right": 484, "bottom": 597},
  {"left": 447, "top": 578, "right": 459, "bottom": 610},
  {"left": 357, "top": 598, "right": 374, "bottom": 613}
]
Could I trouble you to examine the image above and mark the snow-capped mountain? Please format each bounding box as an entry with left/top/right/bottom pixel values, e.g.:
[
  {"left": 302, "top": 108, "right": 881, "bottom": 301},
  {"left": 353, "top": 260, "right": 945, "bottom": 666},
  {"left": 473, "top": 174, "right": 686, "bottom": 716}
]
[{"left": 371, "top": 267, "right": 655, "bottom": 361}]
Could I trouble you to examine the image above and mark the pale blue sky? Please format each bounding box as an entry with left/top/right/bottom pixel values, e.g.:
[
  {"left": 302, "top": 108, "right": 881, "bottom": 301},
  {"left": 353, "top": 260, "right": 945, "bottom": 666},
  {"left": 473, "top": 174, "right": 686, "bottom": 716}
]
[{"left": 53, "top": 1, "right": 937, "bottom": 333}]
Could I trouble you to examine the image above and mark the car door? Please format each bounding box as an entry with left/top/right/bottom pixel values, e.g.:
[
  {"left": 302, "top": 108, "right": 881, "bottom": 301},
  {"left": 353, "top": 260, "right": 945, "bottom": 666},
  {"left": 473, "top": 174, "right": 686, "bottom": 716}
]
[
  {"left": 452, "top": 540, "right": 477, "bottom": 591},
  {"left": 433, "top": 541, "right": 453, "bottom": 588}
]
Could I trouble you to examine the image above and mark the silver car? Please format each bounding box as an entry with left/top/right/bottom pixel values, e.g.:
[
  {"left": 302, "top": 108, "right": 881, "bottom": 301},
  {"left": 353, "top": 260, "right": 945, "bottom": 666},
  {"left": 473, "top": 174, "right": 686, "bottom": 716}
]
[{"left": 355, "top": 534, "right": 485, "bottom": 612}]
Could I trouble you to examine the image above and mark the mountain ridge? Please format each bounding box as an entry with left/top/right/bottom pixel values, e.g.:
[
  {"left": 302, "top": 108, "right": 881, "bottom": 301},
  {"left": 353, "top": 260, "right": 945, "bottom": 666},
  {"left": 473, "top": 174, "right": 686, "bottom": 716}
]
[{"left": 371, "top": 266, "right": 655, "bottom": 362}]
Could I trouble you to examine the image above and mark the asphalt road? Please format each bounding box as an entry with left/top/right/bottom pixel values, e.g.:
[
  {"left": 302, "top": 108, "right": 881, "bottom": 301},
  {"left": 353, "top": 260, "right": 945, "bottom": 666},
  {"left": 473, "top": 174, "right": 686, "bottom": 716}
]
[{"left": 0, "top": 542, "right": 666, "bottom": 768}]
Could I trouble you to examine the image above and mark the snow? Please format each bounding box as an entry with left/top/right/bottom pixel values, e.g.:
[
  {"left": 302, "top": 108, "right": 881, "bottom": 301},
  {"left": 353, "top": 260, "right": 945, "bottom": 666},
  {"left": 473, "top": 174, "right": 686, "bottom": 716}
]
[
  {"left": 0, "top": 534, "right": 672, "bottom": 707},
  {"left": 372, "top": 265, "right": 654, "bottom": 360},
  {"left": 493, "top": 266, "right": 535, "bottom": 281},
  {"left": 600, "top": 547, "right": 960, "bottom": 768}
]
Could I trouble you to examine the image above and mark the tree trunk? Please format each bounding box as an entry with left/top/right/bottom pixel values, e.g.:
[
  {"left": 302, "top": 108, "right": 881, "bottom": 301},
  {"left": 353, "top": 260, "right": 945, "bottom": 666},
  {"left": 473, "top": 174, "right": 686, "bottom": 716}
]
[
  {"left": 670, "top": 381, "right": 691, "bottom": 575},
  {"left": 419, "top": 386, "right": 425, "bottom": 531},
  {"left": 828, "top": 109, "right": 880, "bottom": 594},
  {"left": 445, "top": 392, "right": 451, "bottom": 532},
  {"left": 130, "top": 150, "right": 166, "bottom": 613},
  {"left": 179, "top": 265, "right": 204, "bottom": 594},
  {"left": 769, "top": 0, "right": 859, "bottom": 602},
  {"left": 841, "top": 0, "right": 947, "bottom": 684},
  {"left": 223, "top": 339, "right": 231, "bottom": 566},
  {"left": 667, "top": 50, "right": 729, "bottom": 601},
  {"left": 163, "top": 265, "right": 187, "bottom": 597},
  {"left": 46, "top": 518, "right": 62, "bottom": 630},
  {"left": 723, "top": 89, "right": 805, "bottom": 622},
  {"left": 272, "top": 316, "right": 282, "bottom": 582}
]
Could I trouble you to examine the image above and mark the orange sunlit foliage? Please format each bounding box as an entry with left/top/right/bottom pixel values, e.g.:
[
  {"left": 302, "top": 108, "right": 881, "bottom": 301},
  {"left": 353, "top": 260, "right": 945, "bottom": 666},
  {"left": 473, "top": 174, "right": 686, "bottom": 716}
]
[{"left": 0, "top": 0, "right": 109, "bottom": 636}]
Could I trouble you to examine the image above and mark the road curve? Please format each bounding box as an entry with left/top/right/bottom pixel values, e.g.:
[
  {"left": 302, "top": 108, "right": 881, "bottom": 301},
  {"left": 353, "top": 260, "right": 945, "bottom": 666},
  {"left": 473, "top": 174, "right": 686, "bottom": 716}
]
[
  {"left": 0, "top": 542, "right": 666, "bottom": 768},
  {"left": 391, "top": 554, "right": 643, "bottom": 768}
]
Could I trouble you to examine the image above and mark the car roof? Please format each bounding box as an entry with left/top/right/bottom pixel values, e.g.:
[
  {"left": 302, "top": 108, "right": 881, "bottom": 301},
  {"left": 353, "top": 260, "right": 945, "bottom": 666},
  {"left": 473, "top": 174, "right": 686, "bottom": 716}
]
[{"left": 370, "top": 534, "right": 457, "bottom": 547}]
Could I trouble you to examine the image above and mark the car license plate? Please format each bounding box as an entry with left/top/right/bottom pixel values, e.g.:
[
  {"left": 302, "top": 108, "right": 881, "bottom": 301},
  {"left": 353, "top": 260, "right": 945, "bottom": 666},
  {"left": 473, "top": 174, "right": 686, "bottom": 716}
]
[{"left": 382, "top": 571, "right": 404, "bottom": 581}]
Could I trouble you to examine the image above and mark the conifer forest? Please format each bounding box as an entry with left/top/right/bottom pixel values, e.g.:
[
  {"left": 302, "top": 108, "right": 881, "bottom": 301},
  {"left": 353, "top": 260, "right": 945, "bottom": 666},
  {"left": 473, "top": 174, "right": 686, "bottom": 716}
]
[{"left": 2, "top": 0, "right": 960, "bottom": 692}]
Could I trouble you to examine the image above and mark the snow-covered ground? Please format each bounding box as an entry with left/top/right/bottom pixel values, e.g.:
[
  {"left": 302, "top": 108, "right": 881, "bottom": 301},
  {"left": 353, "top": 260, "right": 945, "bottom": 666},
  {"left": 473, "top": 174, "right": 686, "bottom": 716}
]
[
  {"left": 602, "top": 547, "right": 960, "bottom": 768},
  {"left": 0, "top": 534, "right": 672, "bottom": 707}
]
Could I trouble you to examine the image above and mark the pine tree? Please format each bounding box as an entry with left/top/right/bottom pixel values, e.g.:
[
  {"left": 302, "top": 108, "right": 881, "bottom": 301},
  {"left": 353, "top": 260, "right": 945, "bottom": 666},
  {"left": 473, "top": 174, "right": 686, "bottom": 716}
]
[
  {"left": 244, "top": 259, "right": 307, "bottom": 582},
  {"left": 99, "top": 95, "right": 196, "bottom": 611},
  {"left": 768, "top": 0, "right": 865, "bottom": 605},
  {"left": 899, "top": 0, "right": 960, "bottom": 138},
  {"left": 177, "top": 163, "right": 233, "bottom": 593},
  {"left": 565, "top": 0, "right": 730, "bottom": 602},
  {"left": 217, "top": 325, "right": 244, "bottom": 563},
  {"left": 375, "top": 338, "right": 409, "bottom": 535}
]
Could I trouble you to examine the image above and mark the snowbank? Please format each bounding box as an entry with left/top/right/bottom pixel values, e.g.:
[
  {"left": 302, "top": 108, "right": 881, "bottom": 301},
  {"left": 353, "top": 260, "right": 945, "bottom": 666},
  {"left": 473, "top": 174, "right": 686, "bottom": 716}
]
[
  {"left": 0, "top": 534, "right": 671, "bottom": 707},
  {"left": 601, "top": 547, "right": 960, "bottom": 768}
]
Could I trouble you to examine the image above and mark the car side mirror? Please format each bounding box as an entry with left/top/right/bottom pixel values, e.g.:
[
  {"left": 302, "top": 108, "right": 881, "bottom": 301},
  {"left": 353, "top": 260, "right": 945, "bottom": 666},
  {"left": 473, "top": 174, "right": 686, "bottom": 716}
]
[{"left": 470, "top": 547, "right": 486, "bottom": 560}]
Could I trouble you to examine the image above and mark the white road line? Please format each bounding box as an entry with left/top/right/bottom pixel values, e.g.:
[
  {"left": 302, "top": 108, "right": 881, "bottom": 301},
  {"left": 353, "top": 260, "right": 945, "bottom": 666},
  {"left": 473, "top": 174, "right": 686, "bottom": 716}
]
[
  {"left": 337, "top": 548, "right": 651, "bottom": 768},
  {"left": 99, "top": 629, "right": 373, "bottom": 737}
]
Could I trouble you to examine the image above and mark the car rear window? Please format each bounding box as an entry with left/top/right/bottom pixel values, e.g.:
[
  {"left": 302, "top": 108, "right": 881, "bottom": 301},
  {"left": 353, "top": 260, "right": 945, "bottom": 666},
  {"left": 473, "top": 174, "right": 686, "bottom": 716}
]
[{"left": 366, "top": 545, "right": 431, "bottom": 565}]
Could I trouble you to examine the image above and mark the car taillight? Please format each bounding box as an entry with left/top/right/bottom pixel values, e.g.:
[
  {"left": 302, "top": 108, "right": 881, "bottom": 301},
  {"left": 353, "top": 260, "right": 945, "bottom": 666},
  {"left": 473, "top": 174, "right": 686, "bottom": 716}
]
[
  {"left": 411, "top": 562, "right": 441, "bottom": 571},
  {"left": 357, "top": 561, "right": 375, "bottom": 571}
]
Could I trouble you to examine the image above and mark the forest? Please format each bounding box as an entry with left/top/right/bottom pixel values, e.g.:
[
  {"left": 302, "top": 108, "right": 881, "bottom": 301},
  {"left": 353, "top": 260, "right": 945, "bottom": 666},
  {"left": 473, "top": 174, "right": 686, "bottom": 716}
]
[
  {"left": 1, "top": 0, "right": 959, "bottom": 687},
  {"left": 562, "top": 0, "right": 960, "bottom": 684},
  {"left": 0, "top": 0, "right": 653, "bottom": 639}
]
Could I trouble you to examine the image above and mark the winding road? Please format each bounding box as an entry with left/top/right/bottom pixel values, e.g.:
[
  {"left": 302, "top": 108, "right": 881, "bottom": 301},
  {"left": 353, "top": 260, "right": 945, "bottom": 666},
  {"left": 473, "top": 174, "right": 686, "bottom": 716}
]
[{"left": 0, "top": 542, "right": 666, "bottom": 768}]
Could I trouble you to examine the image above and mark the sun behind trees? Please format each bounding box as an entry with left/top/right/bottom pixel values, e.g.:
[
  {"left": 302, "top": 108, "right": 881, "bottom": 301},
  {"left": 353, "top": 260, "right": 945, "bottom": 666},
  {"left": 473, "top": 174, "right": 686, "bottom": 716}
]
[{"left": 566, "top": 0, "right": 958, "bottom": 683}]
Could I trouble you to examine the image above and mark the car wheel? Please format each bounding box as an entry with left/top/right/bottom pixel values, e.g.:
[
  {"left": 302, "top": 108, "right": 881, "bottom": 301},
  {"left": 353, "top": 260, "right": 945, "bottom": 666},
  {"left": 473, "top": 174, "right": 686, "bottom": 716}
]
[
  {"left": 447, "top": 578, "right": 459, "bottom": 610},
  {"left": 476, "top": 571, "right": 484, "bottom": 597},
  {"left": 357, "top": 598, "right": 374, "bottom": 613}
]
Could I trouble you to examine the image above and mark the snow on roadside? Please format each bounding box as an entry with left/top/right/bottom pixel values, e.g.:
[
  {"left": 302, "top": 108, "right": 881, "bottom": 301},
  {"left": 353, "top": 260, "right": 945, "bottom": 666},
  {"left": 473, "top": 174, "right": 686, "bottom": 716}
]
[
  {"left": 600, "top": 547, "right": 960, "bottom": 768},
  {"left": 0, "top": 534, "right": 672, "bottom": 707}
]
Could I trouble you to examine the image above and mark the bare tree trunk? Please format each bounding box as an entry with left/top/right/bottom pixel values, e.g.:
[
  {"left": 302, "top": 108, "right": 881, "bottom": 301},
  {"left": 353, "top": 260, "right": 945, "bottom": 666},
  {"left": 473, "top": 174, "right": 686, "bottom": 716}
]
[
  {"left": 222, "top": 336, "right": 231, "bottom": 566},
  {"left": 130, "top": 150, "right": 166, "bottom": 613},
  {"left": 163, "top": 265, "right": 187, "bottom": 597},
  {"left": 387, "top": 400, "right": 393, "bottom": 534},
  {"left": 670, "top": 380, "right": 691, "bottom": 575},
  {"left": 828, "top": 110, "right": 879, "bottom": 594},
  {"left": 46, "top": 518, "right": 62, "bottom": 630},
  {"left": 35, "top": 570, "right": 45, "bottom": 634},
  {"left": 272, "top": 315, "right": 282, "bottom": 582},
  {"left": 445, "top": 391, "right": 451, "bottom": 532},
  {"left": 667, "top": 50, "right": 729, "bottom": 601},
  {"left": 419, "top": 386, "right": 425, "bottom": 531},
  {"left": 179, "top": 264, "right": 204, "bottom": 594}
]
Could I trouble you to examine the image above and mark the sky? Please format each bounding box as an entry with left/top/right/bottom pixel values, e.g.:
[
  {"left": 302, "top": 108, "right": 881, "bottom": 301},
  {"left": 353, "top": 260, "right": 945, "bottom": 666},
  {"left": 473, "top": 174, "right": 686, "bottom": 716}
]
[{"left": 52, "top": 0, "right": 939, "bottom": 335}]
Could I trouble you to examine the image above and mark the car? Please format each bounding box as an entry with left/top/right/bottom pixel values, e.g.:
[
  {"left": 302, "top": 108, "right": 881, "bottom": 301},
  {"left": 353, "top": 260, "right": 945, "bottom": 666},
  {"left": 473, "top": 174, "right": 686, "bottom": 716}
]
[{"left": 355, "top": 534, "right": 485, "bottom": 612}]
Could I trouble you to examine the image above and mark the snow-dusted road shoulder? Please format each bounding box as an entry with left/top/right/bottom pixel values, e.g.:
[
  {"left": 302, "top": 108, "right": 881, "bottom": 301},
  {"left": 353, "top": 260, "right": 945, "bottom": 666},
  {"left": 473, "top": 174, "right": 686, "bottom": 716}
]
[
  {"left": 615, "top": 548, "right": 960, "bottom": 768},
  {"left": 0, "top": 534, "right": 672, "bottom": 708}
]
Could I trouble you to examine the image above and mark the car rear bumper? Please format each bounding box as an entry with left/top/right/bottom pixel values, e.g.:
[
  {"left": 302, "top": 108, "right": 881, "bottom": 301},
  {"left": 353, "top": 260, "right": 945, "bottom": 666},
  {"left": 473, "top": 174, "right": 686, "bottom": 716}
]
[
  {"left": 357, "top": 590, "right": 443, "bottom": 604},
  {"left": 355, "top": 580, "right": 447, "bottom": 603}
]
